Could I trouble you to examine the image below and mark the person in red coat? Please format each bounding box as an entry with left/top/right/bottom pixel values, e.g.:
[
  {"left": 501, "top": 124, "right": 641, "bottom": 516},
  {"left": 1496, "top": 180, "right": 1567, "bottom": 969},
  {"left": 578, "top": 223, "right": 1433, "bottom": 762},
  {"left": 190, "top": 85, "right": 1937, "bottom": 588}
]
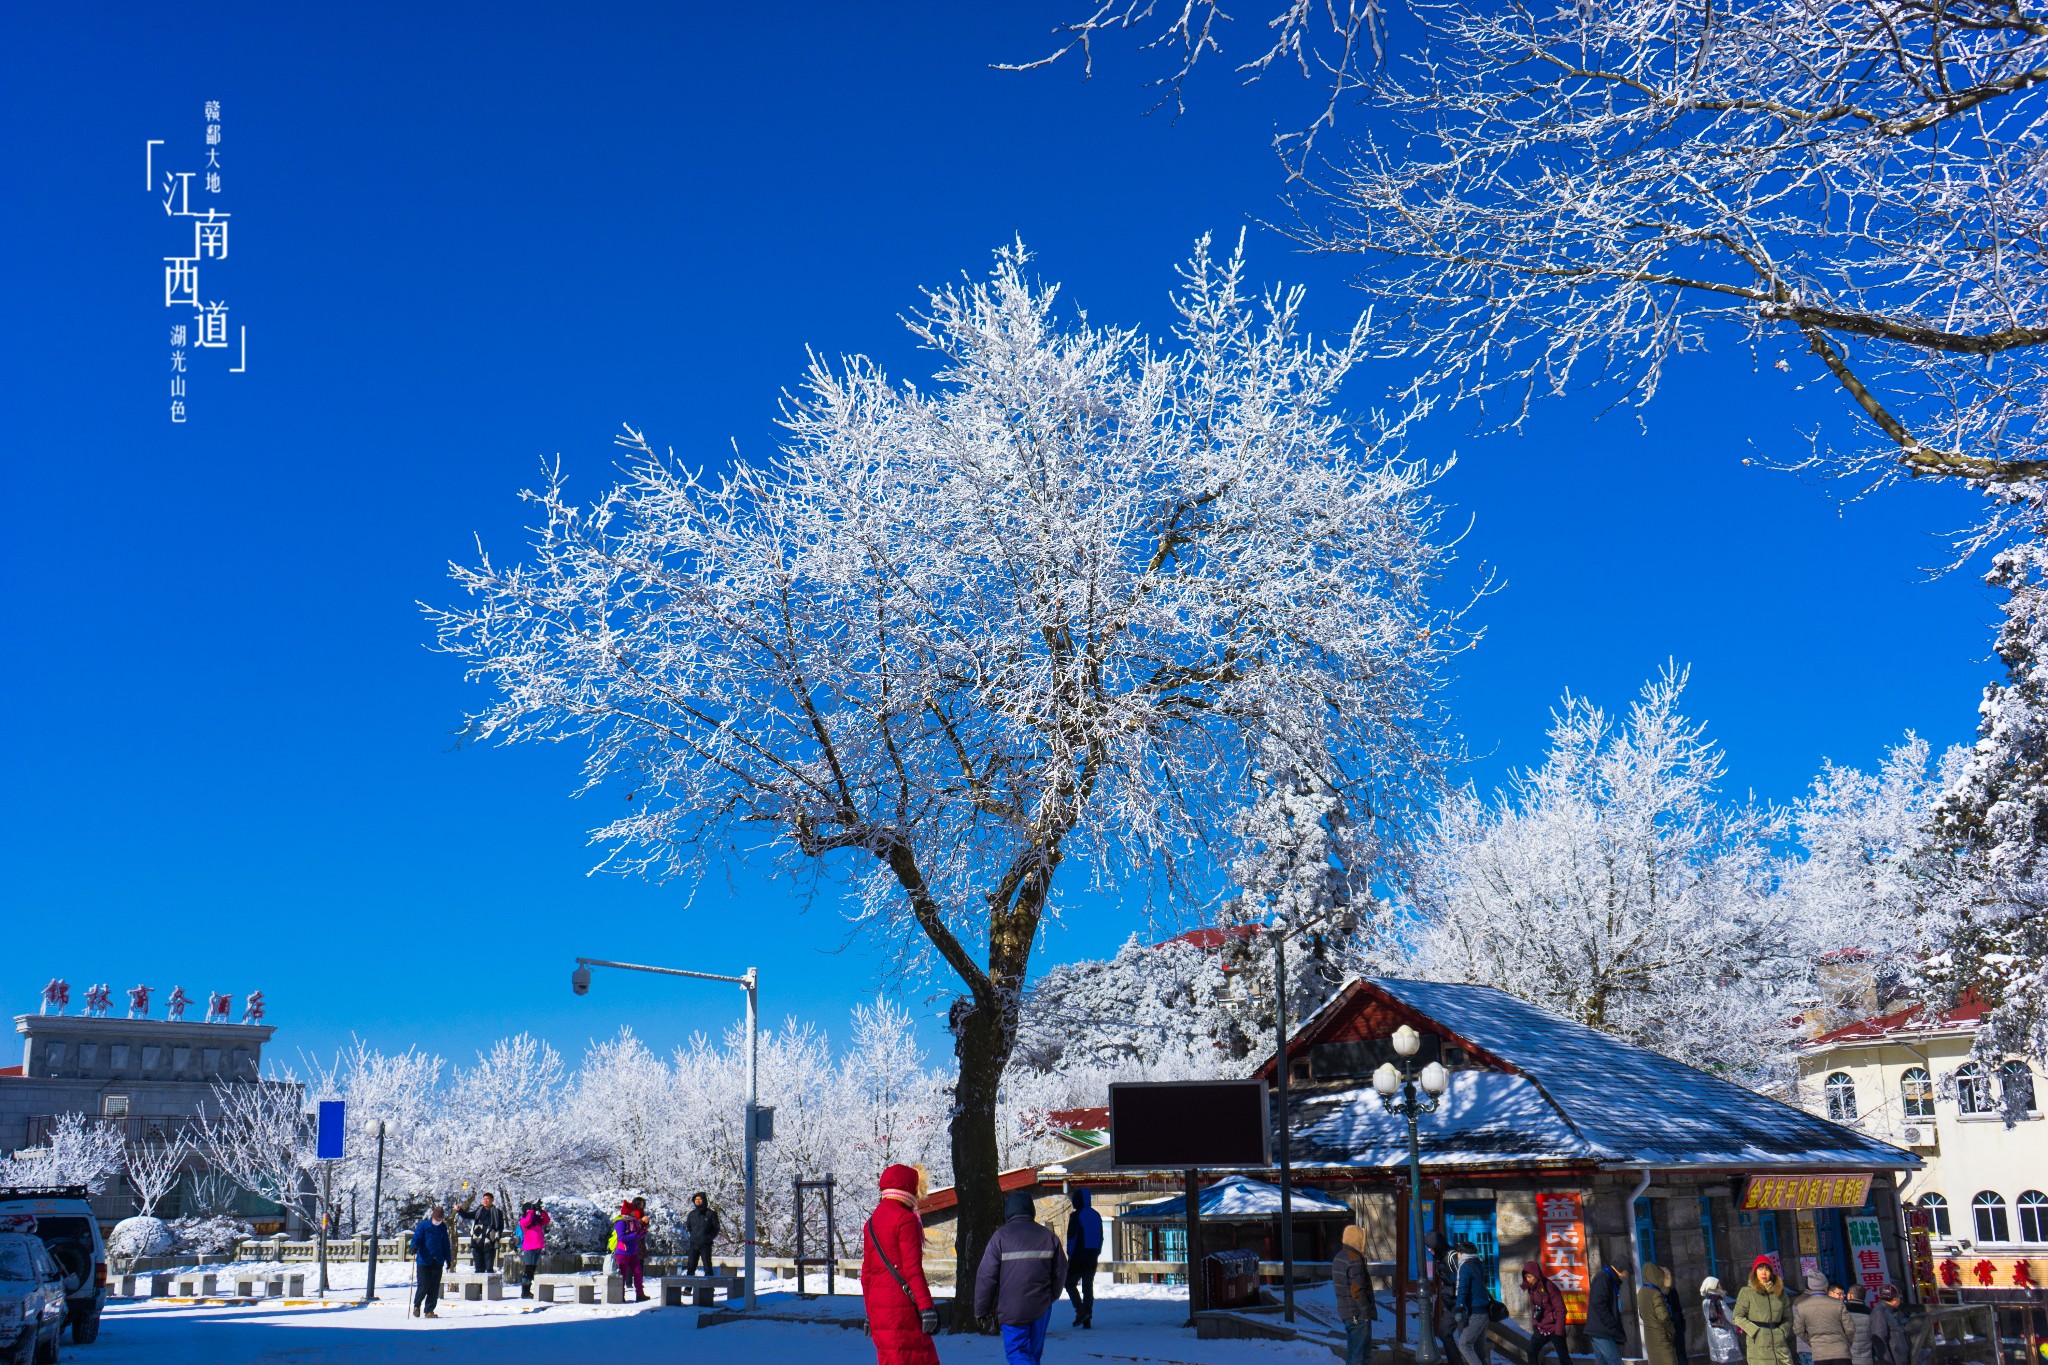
[
  {"left": 863, "top": 1164, "right": 940, "bottom": 1365},
  {"left": 1522, "top": 1261, "right": 1570, "bottom": 1365}
]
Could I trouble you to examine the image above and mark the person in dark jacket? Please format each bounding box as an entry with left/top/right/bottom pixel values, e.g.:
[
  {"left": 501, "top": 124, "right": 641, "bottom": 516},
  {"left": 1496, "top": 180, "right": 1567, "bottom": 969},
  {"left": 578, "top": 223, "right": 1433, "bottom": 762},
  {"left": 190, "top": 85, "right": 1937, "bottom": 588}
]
[
  {"left": 974, "top": 1191, "right": 1067, "bottom": 1365},
  {"left": 411, "top": 1206, "right": 455, "bottom": 1318},
  {"left": 1522, "top": 1261, "right": 1570, "bottom": 1365},
  {"left": 457, "top": 1193, "right": 506, "bottom": 1274},
  {"left": 684, "top": 1192, "right": 719, "bottom": 1277},
  {"left": 1587, "top": 1262, "right": 1631, "bottom": 1365},
  {"left": 1064, "top": 1187, "right": 1103, "bottom": 1328},
  {"left": 1868, "top": 1286, "right": 1905, "bottom": 1365},
  {"left": 1452, "top": 1243, "right": 1493, "bottom": 1365},
  {"left": 1640, "top": 1265, "right": 1684, "bottom": 1365},
  {"left": 1435, "top": 1235, "right": 1466, "bottom": 1365},
  {"left": 1334, "top": 1225, "right": 1379, "bottom": 1365}
]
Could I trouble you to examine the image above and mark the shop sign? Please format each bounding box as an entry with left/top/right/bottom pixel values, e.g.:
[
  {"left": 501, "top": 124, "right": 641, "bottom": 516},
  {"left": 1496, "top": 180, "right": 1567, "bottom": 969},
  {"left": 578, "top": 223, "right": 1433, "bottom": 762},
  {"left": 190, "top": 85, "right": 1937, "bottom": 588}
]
[
  {"left": 1535, "top": 1192, "right": 1589, "bottom": 1324},
  {"left": 1845, "top": 1215, "right": 1890, "bottom": 1292},
  {"left": 1740, "top": 1174, "right": 1872, "bottom": 1210}
]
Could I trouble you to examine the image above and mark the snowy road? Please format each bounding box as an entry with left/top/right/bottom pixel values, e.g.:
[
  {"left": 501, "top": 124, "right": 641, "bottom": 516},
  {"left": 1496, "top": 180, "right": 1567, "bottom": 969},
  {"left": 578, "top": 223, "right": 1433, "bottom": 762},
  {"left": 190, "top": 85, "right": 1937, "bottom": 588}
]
[{"left": 78, "top": 1285, "right": 1336, "bottom": 1365}]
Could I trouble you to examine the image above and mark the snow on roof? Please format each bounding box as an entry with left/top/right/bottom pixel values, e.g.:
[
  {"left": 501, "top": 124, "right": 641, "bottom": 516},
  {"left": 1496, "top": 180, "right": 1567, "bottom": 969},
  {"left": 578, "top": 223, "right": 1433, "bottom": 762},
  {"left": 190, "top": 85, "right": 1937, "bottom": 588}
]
[
  {"left": 1365, "top": 979, "right": 1917, "bottom": 1170},
  {"left": 1293, "top": 1069, "right": 1614, "bottom": 1169},
  {"left": 1119, "top": 1174, "right": 1353, "bottom": 1221},
  {"left": 1805, "top": 993, "right": 1987, "bottom": 1047}
]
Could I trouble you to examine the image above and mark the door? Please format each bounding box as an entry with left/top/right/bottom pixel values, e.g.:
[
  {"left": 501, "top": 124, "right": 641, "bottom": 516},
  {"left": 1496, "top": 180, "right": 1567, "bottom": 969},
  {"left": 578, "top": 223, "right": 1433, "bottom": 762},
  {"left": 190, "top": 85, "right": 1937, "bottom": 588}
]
[{"left": 1446, "top": 1199, "right": 1500, "bottom": 1298}]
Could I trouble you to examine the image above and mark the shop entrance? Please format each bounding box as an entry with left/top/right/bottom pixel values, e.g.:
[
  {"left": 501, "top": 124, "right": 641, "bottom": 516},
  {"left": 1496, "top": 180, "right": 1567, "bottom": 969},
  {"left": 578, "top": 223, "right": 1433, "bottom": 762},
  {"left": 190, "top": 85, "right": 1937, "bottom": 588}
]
[{"left": 1446, "top": 1199, "right": 1500, "bottom": 1298}]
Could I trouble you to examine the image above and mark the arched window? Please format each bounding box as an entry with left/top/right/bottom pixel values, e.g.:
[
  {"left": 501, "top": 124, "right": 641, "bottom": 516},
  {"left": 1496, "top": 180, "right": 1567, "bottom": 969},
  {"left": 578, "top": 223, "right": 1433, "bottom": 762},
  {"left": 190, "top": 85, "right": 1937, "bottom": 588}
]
[
  {"left": 1825, "top": 1071, "right": 1859, "bottom": 1121},
  {"left": 2020, "top": 1192, "right": 2048, "bottom": 1243},
  {"left": 1973, "top": 1191, "right": 2010, "bottom": 1243},
  {"left": 1901, "top": 1067, "right": 1935, "bottom": 1119},
  {"left": 2000, "top": 1060, "right": 2038, "bottom": 1113},
  {"left": 1918, "top": 1192, "right": 1951, "bottom": 1237},
  {"left": 1955, "top": 1062, "right": 1996, "bottom": 1115}
]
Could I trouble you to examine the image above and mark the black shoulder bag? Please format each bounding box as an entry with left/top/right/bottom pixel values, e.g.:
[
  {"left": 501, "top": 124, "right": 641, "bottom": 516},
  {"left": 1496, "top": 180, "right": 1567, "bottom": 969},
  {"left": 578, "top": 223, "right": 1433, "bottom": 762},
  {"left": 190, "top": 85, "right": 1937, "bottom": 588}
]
[{"left": 865, "top": 1219, "right": 940, "bottom": 1337}]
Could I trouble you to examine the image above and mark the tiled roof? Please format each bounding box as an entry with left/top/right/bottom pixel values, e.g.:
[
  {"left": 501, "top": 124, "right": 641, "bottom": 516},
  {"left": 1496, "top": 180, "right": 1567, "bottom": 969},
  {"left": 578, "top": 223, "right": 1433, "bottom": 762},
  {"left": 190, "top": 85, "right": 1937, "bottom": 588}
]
[
  {"left": 1806, "top": 994, "right": 1988, "bottom": 1047},
  {"left": 918, "top": 1166, "right": 1043, "bottom": 1216}
]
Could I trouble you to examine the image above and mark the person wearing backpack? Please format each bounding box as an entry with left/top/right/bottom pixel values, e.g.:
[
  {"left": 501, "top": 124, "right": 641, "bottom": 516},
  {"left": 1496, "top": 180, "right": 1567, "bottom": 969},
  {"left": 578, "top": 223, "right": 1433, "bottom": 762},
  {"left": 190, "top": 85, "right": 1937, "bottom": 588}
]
[{"left": 862, "top": 1164, "right": 940, "bottom": 1365}]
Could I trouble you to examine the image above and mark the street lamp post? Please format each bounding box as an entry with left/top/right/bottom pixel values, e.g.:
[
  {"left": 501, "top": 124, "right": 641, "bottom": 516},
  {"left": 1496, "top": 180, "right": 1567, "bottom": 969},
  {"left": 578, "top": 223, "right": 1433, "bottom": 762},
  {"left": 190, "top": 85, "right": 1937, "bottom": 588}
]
[
  {"left": 573, "top": 956, "right": 760, "bottom": 1311},
  {"left": 1373, "top": 1026, "right": 1450, "bottom": 1365},
  {"left": 1271, "top": 929, "right": 1295, "bottom": 1324},
  {"left": 361, "top": 1118, "right": 388, "bottom": 1304}
]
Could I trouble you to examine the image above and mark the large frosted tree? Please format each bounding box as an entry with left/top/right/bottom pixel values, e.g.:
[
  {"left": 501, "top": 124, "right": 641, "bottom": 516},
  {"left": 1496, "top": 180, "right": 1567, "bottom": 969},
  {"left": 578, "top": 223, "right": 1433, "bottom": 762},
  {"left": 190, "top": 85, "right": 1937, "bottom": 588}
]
[{"left": 428, "top": 238, "right": 1465, "bottom": 1313}]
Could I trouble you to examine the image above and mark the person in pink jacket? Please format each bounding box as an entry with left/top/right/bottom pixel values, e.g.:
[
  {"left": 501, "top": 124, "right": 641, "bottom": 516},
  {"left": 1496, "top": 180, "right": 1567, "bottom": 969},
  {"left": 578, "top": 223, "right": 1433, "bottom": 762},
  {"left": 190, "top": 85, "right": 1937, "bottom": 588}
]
[{"left": 516, "top": 1202, "right": 551, "bottom": 1298}]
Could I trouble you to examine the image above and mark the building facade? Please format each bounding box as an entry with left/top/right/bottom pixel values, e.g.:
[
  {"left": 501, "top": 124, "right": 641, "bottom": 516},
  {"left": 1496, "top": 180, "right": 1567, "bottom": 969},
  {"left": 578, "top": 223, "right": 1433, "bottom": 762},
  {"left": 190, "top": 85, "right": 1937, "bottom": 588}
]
[{"left": 1796, "top": 996, "right": 2045, "bottom": 1297}]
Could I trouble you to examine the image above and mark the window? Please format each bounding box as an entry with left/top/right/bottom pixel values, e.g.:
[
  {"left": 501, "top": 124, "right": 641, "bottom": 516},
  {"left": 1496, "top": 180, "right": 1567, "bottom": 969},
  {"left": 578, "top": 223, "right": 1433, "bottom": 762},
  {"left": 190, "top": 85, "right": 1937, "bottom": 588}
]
[
  {"left": 1973, "top": 1191, "right": 2010, "bottom": 1243},
  {"left": 1901, "top": 1068, "right": 1936, "bottom": 1119},
  {"left": 1955, "top": 1063, "right": 1996, "bottom": 1115},
  {"left": 2020, "top": 1191, "right": 2048, "bottom": 1244},
  {"left": 1919, "top": 1193, "right": 1951, "bottom": 1237},
  {"left": 102, "top": 1094, "right": 129, "bottom": 1117},
  {"left": 2000, "top": 1060, "right": 2038, "bottom": 1113},
  {"left": 1825, "top": 1072, "right": 1859, "bottom": 1121}
]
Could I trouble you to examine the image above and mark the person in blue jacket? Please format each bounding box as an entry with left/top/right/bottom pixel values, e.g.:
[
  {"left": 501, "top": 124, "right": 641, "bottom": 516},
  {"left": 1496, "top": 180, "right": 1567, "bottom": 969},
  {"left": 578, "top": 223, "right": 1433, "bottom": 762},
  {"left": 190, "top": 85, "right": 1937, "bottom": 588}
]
[
  {"left": 1452, "top": 1241, "right": 1493, "bottom": 1365},
  {"left": 1065, "top": 1188, "right": 1104, "bottom": 1328},
  {"left": 411, "top": 1205, "right": 455, "bottom": 1318}
]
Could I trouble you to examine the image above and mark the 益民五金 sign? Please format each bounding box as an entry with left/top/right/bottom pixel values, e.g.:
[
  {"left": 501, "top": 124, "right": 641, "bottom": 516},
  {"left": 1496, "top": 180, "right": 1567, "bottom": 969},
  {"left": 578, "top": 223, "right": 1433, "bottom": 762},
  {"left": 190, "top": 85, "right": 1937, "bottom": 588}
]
[{"left": 1740, "top": 1175, "right": 1872, "bottom": 1210}]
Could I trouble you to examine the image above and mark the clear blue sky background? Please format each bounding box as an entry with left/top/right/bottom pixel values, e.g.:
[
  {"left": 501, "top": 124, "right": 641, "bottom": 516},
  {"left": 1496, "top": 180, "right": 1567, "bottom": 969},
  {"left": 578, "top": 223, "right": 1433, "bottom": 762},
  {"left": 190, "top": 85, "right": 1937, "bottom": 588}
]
[{"left": 0, "top": 4, "right": 2000, "bottom": 1077}]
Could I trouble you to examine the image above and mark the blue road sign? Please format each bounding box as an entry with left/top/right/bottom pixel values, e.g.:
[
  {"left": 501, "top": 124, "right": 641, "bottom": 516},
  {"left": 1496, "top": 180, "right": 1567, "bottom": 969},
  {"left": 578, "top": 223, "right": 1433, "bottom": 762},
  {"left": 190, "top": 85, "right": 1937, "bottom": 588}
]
[{"left": 316, "top": 1100, "right": 346, "bottom": 1160}]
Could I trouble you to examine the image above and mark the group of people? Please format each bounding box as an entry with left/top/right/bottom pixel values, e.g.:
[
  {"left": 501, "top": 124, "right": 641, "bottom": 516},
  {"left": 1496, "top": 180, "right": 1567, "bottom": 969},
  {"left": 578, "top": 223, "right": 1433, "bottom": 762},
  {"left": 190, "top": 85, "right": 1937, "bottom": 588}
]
[
  {"left": 859, "top": 1165, "right": 1105, "bottom": 1365},
  {"left": 400, "top": 1188, "right": 722, "bottom": 1317}
]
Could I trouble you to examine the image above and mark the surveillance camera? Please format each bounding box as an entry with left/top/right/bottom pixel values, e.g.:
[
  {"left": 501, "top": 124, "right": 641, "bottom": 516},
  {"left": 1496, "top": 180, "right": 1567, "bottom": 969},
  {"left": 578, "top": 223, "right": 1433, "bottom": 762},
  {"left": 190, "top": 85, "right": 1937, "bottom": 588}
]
[{"left": 571, "top": 965, "right": 591, "bottom": 996}]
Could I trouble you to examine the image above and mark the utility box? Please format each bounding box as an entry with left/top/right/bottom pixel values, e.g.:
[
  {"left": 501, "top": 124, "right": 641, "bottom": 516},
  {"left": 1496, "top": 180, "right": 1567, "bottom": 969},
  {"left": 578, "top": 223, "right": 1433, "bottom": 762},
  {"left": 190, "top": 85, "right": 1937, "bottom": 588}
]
[{"left": 1202, "top": 1249, "right": 1261, "bottom": 1309}]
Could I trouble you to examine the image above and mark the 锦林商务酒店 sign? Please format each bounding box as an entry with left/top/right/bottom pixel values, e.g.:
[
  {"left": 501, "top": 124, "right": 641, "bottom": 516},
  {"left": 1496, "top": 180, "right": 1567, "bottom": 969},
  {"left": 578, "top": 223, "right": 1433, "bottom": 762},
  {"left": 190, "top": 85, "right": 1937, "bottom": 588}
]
[{"left": 1740, "top": 1174, "right": 1873, "bottom": 1210}]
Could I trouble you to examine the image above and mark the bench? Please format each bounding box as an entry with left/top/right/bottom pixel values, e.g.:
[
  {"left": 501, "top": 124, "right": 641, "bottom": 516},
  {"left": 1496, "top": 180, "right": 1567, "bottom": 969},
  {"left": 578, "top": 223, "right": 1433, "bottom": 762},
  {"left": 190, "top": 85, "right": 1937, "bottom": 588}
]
[
  {"left": 233, "top": 1272, "right": 306, "bottom": 1298},
  {"left": 174, "top": 1271, "right": 219, "bottom": 1297},
  {"left": 655, "top": 1274, "right": 747, "bottom": 1308},
  {"left": 534, "top": 1273, "right": 601, "bottom": 1304},
  {"left": 442, "top": 1271, "right": 504, "bottom": 1302}
]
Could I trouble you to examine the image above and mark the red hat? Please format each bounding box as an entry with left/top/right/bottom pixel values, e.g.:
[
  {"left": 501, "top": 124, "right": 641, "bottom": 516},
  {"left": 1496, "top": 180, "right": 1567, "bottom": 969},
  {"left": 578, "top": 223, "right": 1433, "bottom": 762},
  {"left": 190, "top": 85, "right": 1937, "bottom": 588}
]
[
  {"left": 1753, "top": 1255, "right": 1778, "bottom": 1273},
  {"left": 879, "top": 1164, "right": 920, "bottom": 1195}
]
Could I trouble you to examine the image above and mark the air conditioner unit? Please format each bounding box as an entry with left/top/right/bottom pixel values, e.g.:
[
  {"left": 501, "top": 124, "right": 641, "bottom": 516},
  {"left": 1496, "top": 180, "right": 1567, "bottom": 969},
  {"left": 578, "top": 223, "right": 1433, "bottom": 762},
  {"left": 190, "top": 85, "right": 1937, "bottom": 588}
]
[{"left": 1902, "top": 1127, "right": 1921, "bottom": 1144}]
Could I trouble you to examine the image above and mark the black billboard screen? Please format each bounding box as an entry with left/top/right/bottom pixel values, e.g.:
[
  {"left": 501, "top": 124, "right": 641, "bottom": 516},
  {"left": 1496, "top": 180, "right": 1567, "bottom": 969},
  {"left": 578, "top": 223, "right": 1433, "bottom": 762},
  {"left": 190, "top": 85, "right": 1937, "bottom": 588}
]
[{"left": 1107, "top": 1080, "right": 1271, "bottom": 1170}]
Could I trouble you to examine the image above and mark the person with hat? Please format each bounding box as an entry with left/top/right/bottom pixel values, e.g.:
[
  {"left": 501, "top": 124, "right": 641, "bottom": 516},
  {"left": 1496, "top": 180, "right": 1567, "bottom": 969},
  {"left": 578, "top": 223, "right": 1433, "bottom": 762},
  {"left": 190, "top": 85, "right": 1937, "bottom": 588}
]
[
  {"left": 862, "top": 1165, "right": 940, "bottom": 1365},
  {"left": 974, "top": 1190, "right": 1067, "bottom": 1365}
]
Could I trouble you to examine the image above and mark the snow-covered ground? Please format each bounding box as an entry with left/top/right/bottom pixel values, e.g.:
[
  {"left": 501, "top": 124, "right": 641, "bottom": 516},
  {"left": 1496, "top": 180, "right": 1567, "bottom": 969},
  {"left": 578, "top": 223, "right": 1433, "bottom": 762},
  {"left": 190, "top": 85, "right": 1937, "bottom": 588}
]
[{"left": 82, "top": 1272, "right": 1341, "bottom": 1365}]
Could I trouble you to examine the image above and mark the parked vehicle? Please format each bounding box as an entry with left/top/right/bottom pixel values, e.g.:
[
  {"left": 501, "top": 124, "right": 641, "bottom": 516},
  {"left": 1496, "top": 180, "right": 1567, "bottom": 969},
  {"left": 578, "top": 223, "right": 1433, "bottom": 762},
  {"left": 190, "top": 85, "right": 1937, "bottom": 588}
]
[
  {"left": 0, "top": 1189, "right": 105, "bottom": 1344},
  {"left": 0, "top": 1232, "right": 67, "bottom": 1365}
]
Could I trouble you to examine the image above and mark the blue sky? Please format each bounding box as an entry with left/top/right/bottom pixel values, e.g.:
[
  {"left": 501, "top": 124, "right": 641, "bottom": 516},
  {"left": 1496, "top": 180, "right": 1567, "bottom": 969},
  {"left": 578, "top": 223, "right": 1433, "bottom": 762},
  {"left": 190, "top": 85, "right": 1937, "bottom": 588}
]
[{"left": 0, "top": 4, "right": 2000, "bottom": 1075}]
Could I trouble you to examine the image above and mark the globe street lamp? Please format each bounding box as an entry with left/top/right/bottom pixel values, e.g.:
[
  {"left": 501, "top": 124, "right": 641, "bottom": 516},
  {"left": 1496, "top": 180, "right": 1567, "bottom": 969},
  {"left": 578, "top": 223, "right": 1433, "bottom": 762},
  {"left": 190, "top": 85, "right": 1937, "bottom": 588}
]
[
  {"left": 1373, "top": 1025, "right": 1449, "bottom": 1365},
  {"left": 572, "top": 956, "right": 761, "bottom": 1311},
  {"left": 361, "top": 1117, "right": 388, "bottom": 1303}
]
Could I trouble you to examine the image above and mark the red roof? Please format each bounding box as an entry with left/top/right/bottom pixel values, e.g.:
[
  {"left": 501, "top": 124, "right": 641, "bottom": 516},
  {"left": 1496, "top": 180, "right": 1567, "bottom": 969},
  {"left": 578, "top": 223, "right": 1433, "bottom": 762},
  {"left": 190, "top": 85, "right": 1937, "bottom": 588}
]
[
  {"left": 0, "top": 1066, "right": 19, "bottom": 1078},
  {"left": 1808, "top": 992, "right": 1988, "bottom": 1046},
  {"left": 918, "top": 1167, "right": 1042, "bottom": 1217},
  {"left": 1046, "top": 1106, "right": 1109, "bottom": 1131},
  {"left": 1154, "top": 925, "right": 1261, "bottom": 952}
]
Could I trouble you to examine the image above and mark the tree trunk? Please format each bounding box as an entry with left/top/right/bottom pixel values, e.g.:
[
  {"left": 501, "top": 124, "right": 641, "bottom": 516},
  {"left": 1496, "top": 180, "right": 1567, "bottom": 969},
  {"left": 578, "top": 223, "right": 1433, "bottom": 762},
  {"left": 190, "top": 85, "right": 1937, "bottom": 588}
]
[{"left": 948, "top": 987, "right": 1012, "bottom": 1330}]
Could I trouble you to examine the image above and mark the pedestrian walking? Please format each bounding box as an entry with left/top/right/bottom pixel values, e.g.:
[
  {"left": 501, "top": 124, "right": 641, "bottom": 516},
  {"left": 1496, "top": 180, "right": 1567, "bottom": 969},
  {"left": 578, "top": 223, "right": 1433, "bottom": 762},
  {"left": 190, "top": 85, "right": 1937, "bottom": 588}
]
[
  {"left": 1703, "top": 1276, "right": 1745, "bottom": 1365},
  {"left": 861, "top": 1164, "right": 940, "bottom": 1365},
  {"left": 1333, "top": 1224, "right": 1378, "bottom": 1365},
  {"left": 1434, "top": 1233, "right": 1466, "bottom": 1365},
  {"left": 684, "top": 1191, "right": 719, "bottom": 1278},
  {"left": 613, "top": 1198, "right": 649, "bottom": 1302},
  {"left": 1521, "top": 1261, "right": 1570, "bottom": 1365},
  {"left": 1451, "top": 1241, "right": 1493, "bottom": 1365},
  {"left": 1639, "top": 1265, "right": 1684, "bottom": 1365},
  {"left": 1868, "top": 1287, "right": 1905, "bottom": 1365},
  {"left": 516, "top": 1202, "right": 550, "bottom": 1298},
  {"left": 1586, "top": 1261, "right": 1631, "bottom": 1365},
  {"left": 1793, "top": 1274, "right": 1853, "bottom": 1365},
  {"left": 1843, "top": 1286, "right": 1875, "bottom": 1365},
  {"left": 457, "top": 1192, "right": 506, "bottom": 1274},
  {"left": 1064, "top": 1187, "right": 1103, "bottom": 1328},
  {"left": 1734, "top": 1256, "right": 1794, "bottom": 1365},
  {"left": 974, "top": 1190, "right": 1067, "bottom": 1365},
  {"left": 410, "top": 1205, "right": 454, "bottom": 1319}
]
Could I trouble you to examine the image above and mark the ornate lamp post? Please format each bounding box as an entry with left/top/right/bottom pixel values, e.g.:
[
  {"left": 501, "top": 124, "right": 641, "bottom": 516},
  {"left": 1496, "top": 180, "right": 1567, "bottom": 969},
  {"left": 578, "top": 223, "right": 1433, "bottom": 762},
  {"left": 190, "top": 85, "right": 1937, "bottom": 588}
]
[{"left": 1373, "top": 1025, "right": 1450, "bottom": 1365}]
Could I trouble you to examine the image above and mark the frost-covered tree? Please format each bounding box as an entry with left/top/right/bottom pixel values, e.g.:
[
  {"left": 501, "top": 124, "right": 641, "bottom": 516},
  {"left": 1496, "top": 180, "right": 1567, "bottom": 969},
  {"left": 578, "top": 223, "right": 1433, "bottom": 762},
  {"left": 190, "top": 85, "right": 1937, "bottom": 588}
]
[
  {"left": 839, "top": 998, "right": 950, "bottom": 1179},
  {"left": 428, "top": 238, "right": 1465, "bottom": 1301},
  {"left": 1029, "top": 0, "right": 2048, "bottom": 534},
  {"left": 123, "top": 1127, "right": 193, "bottom": 1219},
  {"left": 198, "top": 1079, "right": 324, "bottom": 1228},
  {"left": 1014, "top": 933, "right": 1243, "bottom": 1070},
  {"left": 442, "top": 1034, "right": 596, "bottom": 1209},
  {"left": 1407, "top": 668, "right": 1792, "bottom": 1082},
  {"left": 0, "top": 1113, "right": 125, "bottom": 1194},
  {"left": 1927, "top": 531, "right": 2048, "bottom": 1087}
]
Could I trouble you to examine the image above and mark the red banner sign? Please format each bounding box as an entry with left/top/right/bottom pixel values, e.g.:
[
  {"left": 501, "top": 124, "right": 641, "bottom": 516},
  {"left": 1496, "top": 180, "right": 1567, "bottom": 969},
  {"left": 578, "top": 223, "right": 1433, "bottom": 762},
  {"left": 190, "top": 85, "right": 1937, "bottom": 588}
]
[
  {"left": 1536, "top": 1192, "right": 1589, "bottom": 1324},
  {"left": 1740, "top": 1175, "right": 1872, "bottom": 1211}
]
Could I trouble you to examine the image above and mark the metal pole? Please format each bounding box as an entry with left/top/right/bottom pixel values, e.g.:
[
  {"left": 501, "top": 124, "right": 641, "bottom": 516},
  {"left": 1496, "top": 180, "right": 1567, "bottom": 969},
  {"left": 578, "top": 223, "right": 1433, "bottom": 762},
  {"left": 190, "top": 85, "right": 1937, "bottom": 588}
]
[
  {"left": 1185, "top": 1166, "right": 1203, "bottom": 1325},
  {"left": 364, "top": 1124, "right": 386, "bottom": 1303},
  {"left": 318, "top": 1162, "right": 331, "bottom": 1294},
  {"left": 744, "top": 967, "right": 759, "bottom": 1312},
  {"left": 1409, "top": 1077, "right": 1438, "bottom": 1365},
  {"left": 1274, "top": 931, "right": 1294, "bottom": 1323},
  {"left": 825, "top": 1176, "right": 837, "bottom": 1297}
]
